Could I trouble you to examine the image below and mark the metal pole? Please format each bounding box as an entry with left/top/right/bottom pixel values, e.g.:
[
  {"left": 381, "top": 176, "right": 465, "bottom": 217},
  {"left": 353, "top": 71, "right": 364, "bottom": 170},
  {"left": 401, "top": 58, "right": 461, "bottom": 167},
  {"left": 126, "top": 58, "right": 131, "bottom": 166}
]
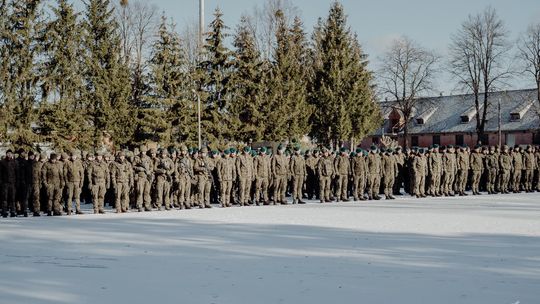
[
  {"left": 199, "top": 0, "right": 204, "bottom": 50},
  {"left": 197, "top": 93, "right": 201, "bottom": 149},
  {"left": 498, "top": 94, "right": 502, "bottom": 148}
]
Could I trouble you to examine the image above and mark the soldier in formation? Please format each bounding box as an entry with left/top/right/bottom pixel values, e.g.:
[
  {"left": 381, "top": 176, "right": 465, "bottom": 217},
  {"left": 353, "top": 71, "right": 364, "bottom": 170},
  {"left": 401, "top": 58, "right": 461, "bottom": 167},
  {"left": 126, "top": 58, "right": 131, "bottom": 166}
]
[{"left": 1, "top": 143, "right": 540, "bottom": 217}]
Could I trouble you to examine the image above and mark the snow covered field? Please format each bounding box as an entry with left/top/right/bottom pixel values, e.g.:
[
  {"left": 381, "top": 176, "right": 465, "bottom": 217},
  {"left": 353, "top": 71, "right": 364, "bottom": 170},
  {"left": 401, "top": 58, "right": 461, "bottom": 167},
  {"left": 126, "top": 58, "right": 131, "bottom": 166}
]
[{"left": 1, "top": 193, "right": 539, "bottom": 304}]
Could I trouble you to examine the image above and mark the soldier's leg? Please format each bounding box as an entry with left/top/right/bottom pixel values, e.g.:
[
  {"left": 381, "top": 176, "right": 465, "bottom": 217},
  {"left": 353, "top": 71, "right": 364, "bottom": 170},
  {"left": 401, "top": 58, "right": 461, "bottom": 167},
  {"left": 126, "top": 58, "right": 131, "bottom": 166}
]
[
  {"left": 163, "top": 181, "right": 171, "bottom": 209},
  {"left": 98, "top": 183, "right": 107, "bottom": 213},
  {"left": 341, "top": 175, "right": 348, "bottom": 200},
  {"left": 203, "top": 180, "right": 211, "bottom": 207},
  {"left": 197, "top": 177, "right": 205, "bottom": 208},
  {"left": 65, "top": 183, "right": 74, "bottom": 214},
  {"left": 53, "top": 187, "right": 63, "bottom": 214},
  {"left": 143, "top": 180, "right": 152, "bottom": 210},
  {"left": 238, "top": 178, "right": 246, "bottom": 206},
  {"left": 123, "top": 183, "right": 130, "bottom": 211}
]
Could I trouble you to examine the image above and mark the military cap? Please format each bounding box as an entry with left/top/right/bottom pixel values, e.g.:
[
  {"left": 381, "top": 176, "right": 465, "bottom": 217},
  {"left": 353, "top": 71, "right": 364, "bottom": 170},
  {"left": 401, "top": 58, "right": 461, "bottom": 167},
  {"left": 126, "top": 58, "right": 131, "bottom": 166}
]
[
  {"left": 259, "top": 147, "right": 267, "bottom": 154},
  {"left": 230, "top": 148, "right": 237, "bottom": 154},
  {"left": 211, "top": 150, "right": 219, "bottom": 156},
  {"left": 117, "top": 151, "right": 126, "bottom": 157},
  {"left": 355, "top": 148, "right": 362, "bottom": 153},
  {"left": 200, "top": 147, "right": 209, "bottom": 153},
  {"left": 433, "top": 144, "right": 439, "bottom": 148},
  {"left": 224, "top": 149, "right": 231, "bottom": 155},
  {"left": 180, "top": 145, "right": 188, "bottom": 152},
  {"left": 243, "top": 146, "right": 251, "bottom": 153},
  {"left": 380, "top": 147, "right": 387, "bottom": 153},
  {"left": 363, "top": 150, "right": 368, "bottom": 156},
  {"left": 6, "top": 149, "right": 13, "bottom": 154},
  {"left": 40, "top": 153, "right": 48, "bottom": 160},
  {"left": 251, "top": 150, "right": 258, "bottom": 156},
  {"left": 388, "top": 148, "right": 394, "bottom": 153},
  {"left": 168, "top": 147, "right": 177, "bottom": 154},
  {"left": 370, "top": 145, "right": 377, "bottom": 151},
  {"left": 149, "top": 148, "right": 157, "bottom": 154},
  {"left": 396, "top": 146, "right": 402, "bottom": 151},
  {"left": 340, "top": 147, "right": 348, "bottom": 153},
  {"left": 50, "top": 153, "right": 58, "bottom": 160},
  {"left": 277, "top": 144, "right": 285, "bottom": 151},
  {"left": 448, "top": 144, "right": 454, "bottom": 149},
  {"left": 139, "top": 145, "right": 148, "bottom": 153},
  {"left": 294, "top": 145, "right": 301, "bottom": 152},
  {"left": 350, "top": 152, "right": 357, "bottom": 157}
]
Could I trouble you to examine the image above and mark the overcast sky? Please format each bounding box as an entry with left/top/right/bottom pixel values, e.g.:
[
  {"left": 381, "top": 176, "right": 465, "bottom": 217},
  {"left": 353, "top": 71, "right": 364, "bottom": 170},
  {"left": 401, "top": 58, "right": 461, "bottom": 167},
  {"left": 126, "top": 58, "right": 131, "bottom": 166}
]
[{"left": 127, "top": 0, "right": 540, "bottom": 95}]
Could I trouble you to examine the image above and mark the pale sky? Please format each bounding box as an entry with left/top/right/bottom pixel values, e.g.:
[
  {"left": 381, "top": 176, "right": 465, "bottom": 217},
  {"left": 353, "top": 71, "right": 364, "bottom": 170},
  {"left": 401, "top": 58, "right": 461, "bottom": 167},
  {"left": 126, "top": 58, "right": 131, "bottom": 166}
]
[{"left": 120, "top": 0, "right": 540, "bottom": 95}]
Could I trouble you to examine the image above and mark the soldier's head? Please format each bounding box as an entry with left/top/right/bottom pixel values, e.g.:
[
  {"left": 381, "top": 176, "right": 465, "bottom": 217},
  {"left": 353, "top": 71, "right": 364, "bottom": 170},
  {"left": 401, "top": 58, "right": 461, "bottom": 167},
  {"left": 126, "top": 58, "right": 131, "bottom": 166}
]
[
  {"left": 71, "top": 150, "right": 79, "bottom": 160},
  {"left": 294, "top": 146, "right": 301, "bottom": 155},
  {"left": 160, "top": 148, "right": 169, "bottom": 158},
  {"left": 395, "top": 146, "right": 402, "bottom": 154},
  {"left": 117, "top": 151, "right": 126, "bottom": 161},
  {"left": 40, "top": 153, "right": 48, "bottom": 162},
  {"left": 223, "top": 149, "right": 231, "bottom": 158},
  {"left": 243, "top": 146, "right": 251, "bottom": 155},
  {"left": 28, "top": 151, "right": 35, "bottom": 160},
  {"left": 432, "top": 144, "right": 439, "bottom": 152},
  {"left": 277, "top": 144, "right": 285, "bottom": 155},
  {"left": 370, "top": 145, "right": 378, "bottom": 154},
  {"left": 139, "top": 145, "right": 147, "bottom": 155},
  {"left": 180, "top": 145, "right": 188, "bottom": 156},
  {"left": 149, "top": 148, "right": 157, "bottom": 158},
  {"left": 503, "top": 145, "right": 509, "bottom": 153},
  {"left": 50, "top": 153, "right": 58, "bottom": 163},
  {"left": 200, "top": 147, "right": 208, "bottom": 157},
  {"left": 5, "top": 149, "right": 13, "bottom": 159},
  {"left": 489, "top": 146, "right": 495, "bottom": 153},
  {"left": 95, "top": 152, "right": 103, "bottom": 161}
]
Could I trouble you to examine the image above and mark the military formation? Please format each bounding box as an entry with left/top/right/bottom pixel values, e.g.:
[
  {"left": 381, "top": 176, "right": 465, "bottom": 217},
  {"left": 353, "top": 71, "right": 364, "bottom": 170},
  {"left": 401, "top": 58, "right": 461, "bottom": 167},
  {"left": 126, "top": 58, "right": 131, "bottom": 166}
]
[{"left": 1, "top": 143, "right": 540, "bottom": 218}]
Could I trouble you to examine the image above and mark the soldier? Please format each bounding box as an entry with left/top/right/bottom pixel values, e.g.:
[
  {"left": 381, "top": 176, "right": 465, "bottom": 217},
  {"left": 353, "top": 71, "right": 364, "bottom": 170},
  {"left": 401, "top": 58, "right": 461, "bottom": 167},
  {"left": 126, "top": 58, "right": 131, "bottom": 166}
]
[
  {"left": 499, "top": 145, "right": 513, "bottom": 194},
  {"left": 87, "top": 152, "right": 110, "bottom": 214},
  {"left": 217, "top": 149, "right": 236, "bottom": 207},
  {"left": 333, "top": 148, "right": 350, "bottom": 202},
  {"left": 110, "top": 151, "right": 134, "bottom": 213},
  {"left": 511, "top": 146, "right": 523, "bottom": 193},
  {"left": 485, "top": 146, "right": 499, "bottom": 194},
  {"left": 412, "top": 148, "right": 427, "bottom": 198},
  {"left": 236, "top": 146, "right": 254, "bottom": 206},
  {"left": 41, "top": 153, "right": 65, "bottom": 216},
  {"left": 455, "top": 145, "right": 469, "bottom": 196},
  {"left": 254, "top": 147, "right": 271, "bottom": 205},
  {"left": 442, "top": 145, "right": 457, "bottom": 196},
  {"left": 176, "top": 145, "right": 194, "bottom": 209},
  {"left": 1, "top": 150, "right": 19, "bottom": 217},
  {"left": 381, "top": 148, "right": 397, "bottom": 199},
  {"left": 427, "top": 145, "right": 442, "bottom": 196},
  {"left": 193, "top": 147, "right": 213, "bottom": 208},
  {"left": 271, "top": 145, "right": 289, "bottom": 205},
  {"left": 535, "top": 146, "right": 540, "bottom": 191},
  {"left": 469, "top": 145, "right": 484, "bottom": 195},
  {"left": 289, "top": 146, "right": 307, "bottom": 204},
  {"left": 523, "top": 145, "right": 536, "bottom": 192},
  {"left": 351, "top": 149, "right": 367, "bottom": 201},
  {"left": 63, "top": 151, "right": 85, "bottom": 215},
  {"left": 154, "top": 149, "right": 175, "bottom": 210},
  {"left": 393, "top": 147, "right": 405, "bottom": 195},
  {"left": 304, "top": 150, "right": 319, "bottom": 200},
  {"left": 366, "top": 145, "right": 382, "bottom": 200},
  {"left": 17, "top": 151, "right": 31, "bottom": 216},
  {"left": 132, "top": 146, "right": 154, "bottom": 211},
  {"left": 317, "top": 148, "right": 334, "bottom": 203}
]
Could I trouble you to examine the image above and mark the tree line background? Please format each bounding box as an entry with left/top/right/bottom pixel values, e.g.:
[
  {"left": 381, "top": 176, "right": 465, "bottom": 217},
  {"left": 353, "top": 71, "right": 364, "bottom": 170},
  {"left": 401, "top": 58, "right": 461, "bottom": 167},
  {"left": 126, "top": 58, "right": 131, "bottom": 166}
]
[
  {"left": 0, "top": 0, "right": 381, "bottom": 151},
  {"left": 1, "top": 0, "right": 539, "bottom": 151}
]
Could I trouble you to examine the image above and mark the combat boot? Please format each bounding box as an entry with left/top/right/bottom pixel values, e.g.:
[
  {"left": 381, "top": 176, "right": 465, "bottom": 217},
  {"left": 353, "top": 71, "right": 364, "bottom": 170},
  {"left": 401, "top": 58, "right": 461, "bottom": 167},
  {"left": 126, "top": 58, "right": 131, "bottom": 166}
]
[
  {"left": 388, "top": 195, "right": 396, "bottom": 199},
  {"left": 33, "top": 212, "right": 40, "bottom": 217},
  {"left": 2, "top": 212, "right": 7, "bottom": 218},
  {"left": 23, "top": 212, "right": 28, "bottom": 217},
  {"left": 298, "top": 200, "right": 306, "bottom": 204},
  {"left": 10, "top": 212, "right": 16, "bottom": 217}
]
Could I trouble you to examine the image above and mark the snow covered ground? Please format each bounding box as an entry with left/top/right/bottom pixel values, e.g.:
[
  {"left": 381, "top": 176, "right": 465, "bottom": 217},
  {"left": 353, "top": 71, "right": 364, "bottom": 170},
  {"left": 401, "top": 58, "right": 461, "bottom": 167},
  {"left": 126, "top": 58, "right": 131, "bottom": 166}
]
[{"left": 1, "top": 193, "right": 539, "bottom": 304}]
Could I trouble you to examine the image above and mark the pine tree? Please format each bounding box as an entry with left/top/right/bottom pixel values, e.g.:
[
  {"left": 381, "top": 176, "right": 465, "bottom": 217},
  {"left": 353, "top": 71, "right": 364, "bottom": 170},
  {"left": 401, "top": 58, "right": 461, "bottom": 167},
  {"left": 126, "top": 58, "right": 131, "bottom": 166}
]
[
  {"left": 309, "top": 2, "right": 381, "bottom": 147},
  {"left": 229, "top": 15, "right": 266, "bottom": 142},
  {"left": 0, "top": 0, "right": 45, "bottom": 149},
  {"left": 265, "top": 11, "right": 312, "bottom": 141},
  {"left": 39, "top": 0, "right": 88, "bottom": 150},
  {"left": 82, "top": 0, "right": 133, "bottom": 149},
  {"left": 195, "top": 8, "right": 234, "bottom": 143}
]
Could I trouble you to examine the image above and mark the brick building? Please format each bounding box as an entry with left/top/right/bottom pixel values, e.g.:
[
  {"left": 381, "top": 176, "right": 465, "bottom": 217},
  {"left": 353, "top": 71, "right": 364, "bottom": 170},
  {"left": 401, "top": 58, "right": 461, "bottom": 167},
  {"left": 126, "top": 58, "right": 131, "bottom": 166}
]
[{"left": 361, "top": 89, "right": 540, "bottom": 148}]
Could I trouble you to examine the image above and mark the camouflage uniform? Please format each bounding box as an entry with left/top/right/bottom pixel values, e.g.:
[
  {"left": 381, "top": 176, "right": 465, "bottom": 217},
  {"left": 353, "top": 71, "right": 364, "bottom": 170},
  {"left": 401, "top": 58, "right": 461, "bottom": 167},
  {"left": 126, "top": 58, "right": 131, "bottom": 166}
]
[
  {"left": 523, "top": 146, "right": 536, "bottom": 192},
  {"left": 289, "top": 150, "right": 307, "bottom": 204},
  {"left": 317, "top": 149, "right": 334, "bottom": 203},
  {"left": 485, "top": 147, "right": 499, "bottom": 194},
  {"left": 176, "top": 147, "right": 194, "bottom": 209},
  {"left": 63, "top": 153, "right": 85, "bottom": 214},
  {"left": 498, "top": 147, "right": 512, "bottom": 194},
  {"left": 41, "top": 155, "right": 65, "bottom": 215},
  {"left": 133, "top": 147, "right": 154, "bottom": 211},
  {"left": 511, "top": 148, "right": 523, "bottom": 192},
  {"left": 31, "top": 154, "right": 47, "bottom": 215},
  {"left": 381, "top": 150, "right": 397, "bottom": 199},
  {"left": 254, "top": 149, "right": 271, "bottom": 205},
  {"left": 193, "top": 148, "right": 213, "bottom": 208},
  {"left": 1, "top": 151, "right": 18, "bottom": 217},
  {"left": 366, "top": 148, "right": 382, "bottom": 200},
  {"left": 455, "top": 147, "right": 469, "bottom": 196},
  {"left": 427, "top": 148, "right": 442, "bottom": 196},
  {"left": 333, "top": 150, "right": 350, "bottom": 202},
  {"left": 271, "top": 149, "right": 289, "bottom": 205},
  {"left": 154, "top": 150, "right": 175, "bottom": 210},
  {"left": 110, "top": 152, "right": 134, "bottom": 212},
  {"left": 236, "top": 149, "right": 254, "bottom": 206},
  {"left": 469, "top": 147, "right": 484, "bottom": 195},
  {"left": 87, "top": 154, "right": 110, "bottom": 214},
  {"left": 441, "top": 147, "right": 457, "bottom": 196},
  {"left": 412, "top": 150, "right": 427, "bottom": 198},
  {"left": 17, "top": 152, "right": 31, "bottom": 216},
  {"left": 304, "top": 151, "right": 319, "bottom": 200},
  {"left": 217, "top": 151, "right": 236, "bottom": 207},
  {"left": 350, "top": 151, "right": 367, "bottom": 201}
]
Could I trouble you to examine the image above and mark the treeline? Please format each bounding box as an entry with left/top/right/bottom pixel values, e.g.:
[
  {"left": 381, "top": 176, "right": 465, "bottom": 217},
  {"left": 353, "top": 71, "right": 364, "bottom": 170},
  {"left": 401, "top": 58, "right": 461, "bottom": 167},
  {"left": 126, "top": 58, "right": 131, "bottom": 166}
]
[{"left": 0, "top": 0, "right": 382, "bottom": 151}]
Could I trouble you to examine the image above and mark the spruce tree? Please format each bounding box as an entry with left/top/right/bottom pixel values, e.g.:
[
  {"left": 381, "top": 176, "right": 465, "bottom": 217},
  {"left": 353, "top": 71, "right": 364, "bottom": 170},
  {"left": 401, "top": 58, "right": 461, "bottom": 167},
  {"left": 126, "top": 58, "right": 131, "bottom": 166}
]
[
  {"left": 82, "top": 0, "right": 133, "bottom": 148},
  {"left": 229, "top": 15, "right": 266, "bottom": 142},
  {"left": 309, "top": 2, "right": 381, "bottom": 147},
  {"left": 265, "top": 11, "right": 312, "bottom": 141},
  {"left": 39, "top": 0, "right": 88, "bottom": 150},
  {"left": 0, "top": 0, "right": 45, "bottom": 148},
  {"left": 143, "top": 15, "right": 196, "bottom": 146},
  {"left": 195, "top": 8, "right": 234, "bottom": 143}
]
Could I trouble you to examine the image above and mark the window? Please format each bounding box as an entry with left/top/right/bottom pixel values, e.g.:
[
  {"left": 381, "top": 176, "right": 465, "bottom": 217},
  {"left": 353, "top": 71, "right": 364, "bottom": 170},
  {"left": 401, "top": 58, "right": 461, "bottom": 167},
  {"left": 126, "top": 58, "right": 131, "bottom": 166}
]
[
  {"left": 460, "top": 115, "right": 469, "bottom": 123},
  {"left": 411, "top": 136, "right": 419, "bottom": 147},
  {"left": 510, "top": 113, "right": 520, "bottom": 121},
  {"left": 432, "top": 135, "right": 440, "bottom": 145},
  {"left": 455, "top": 134, "right": 464, "bottom": 146}
]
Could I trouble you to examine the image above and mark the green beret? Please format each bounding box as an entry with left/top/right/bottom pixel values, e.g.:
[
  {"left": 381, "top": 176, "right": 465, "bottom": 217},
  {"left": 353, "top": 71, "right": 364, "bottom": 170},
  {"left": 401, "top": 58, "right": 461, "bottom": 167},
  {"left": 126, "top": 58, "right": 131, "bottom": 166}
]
[
  {"left": 370, "top": 145, "right": 377, "bottom": 151},
  {"left": 355, "top": 148, "right": 362, "bottom": 153},
  {"left": 243, "top": 146, "right": 251, "bottom": 153}
]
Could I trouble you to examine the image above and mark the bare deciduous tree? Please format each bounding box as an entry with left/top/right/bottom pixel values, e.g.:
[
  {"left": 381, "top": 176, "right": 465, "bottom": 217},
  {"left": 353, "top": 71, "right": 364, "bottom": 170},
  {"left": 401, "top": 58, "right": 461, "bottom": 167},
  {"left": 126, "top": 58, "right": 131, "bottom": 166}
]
[
  {"left": 449, "top": 7, "right": 511, "bottom": 143},
  {"left": 518, "top": 22, "right": 540, "bottom": 105},
  {"left": 378, "top": 36, "right": 439, "bottom": 147},
  {"left": 179, "top": 20, "right": 199, "bottom": 67}
]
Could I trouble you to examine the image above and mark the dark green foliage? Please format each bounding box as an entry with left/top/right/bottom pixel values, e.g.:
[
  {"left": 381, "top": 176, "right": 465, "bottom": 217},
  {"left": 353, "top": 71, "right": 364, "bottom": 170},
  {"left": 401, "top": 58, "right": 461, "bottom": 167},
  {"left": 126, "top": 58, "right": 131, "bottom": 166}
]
[{"left": 309, "top": 2, "right": 381, "bottom": 146}]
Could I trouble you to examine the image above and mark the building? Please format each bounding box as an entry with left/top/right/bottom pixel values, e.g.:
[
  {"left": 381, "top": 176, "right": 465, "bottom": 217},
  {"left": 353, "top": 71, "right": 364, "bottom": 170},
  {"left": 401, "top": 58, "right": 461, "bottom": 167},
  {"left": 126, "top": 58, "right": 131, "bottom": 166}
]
[{"left": 361, "top": 89, "right": 540, "bottom": 148}]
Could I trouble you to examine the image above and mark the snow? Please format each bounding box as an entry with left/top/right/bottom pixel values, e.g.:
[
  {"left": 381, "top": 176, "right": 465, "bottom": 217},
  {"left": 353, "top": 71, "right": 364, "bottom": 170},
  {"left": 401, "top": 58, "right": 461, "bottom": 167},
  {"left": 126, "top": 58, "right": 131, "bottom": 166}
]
[{"left": 1, "top": 193, "right": 539, "bottom": 304}]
